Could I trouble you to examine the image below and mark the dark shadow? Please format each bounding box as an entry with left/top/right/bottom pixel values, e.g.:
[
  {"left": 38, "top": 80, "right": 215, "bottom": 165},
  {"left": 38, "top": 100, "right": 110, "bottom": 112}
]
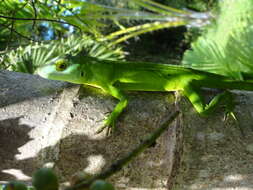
[
  {"left": 0, "top": 98, "right": 173, "bottom": 189},
  {"left": 0, "top": 117, "right": 33, "bottom": 179},
  {"left": 125, "top": 27, "right": 187, "bottom": 63}
]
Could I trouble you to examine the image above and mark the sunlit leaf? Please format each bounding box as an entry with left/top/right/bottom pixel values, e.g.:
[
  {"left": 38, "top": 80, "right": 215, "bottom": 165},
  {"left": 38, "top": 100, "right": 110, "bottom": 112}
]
[{"left": 183, "top": 0, "right": 253, "bottom": 80}]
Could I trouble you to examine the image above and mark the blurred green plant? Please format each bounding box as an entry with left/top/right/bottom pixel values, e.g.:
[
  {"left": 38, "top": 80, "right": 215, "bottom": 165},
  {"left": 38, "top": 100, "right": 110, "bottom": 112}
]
[
  {"left": 0, "top": 170, "right": 114, "bottom": 190},
  {"left": 32, "top": 168, "right": 59, "bottom": 190},
  {"left": 182, "top": 0, "right": 253, "bottom": 80},
  {"left": 0, "top": 0, "right": 212, "bottom": 74},
  {"left": 0, "top": 0, "right": 126, "bottom": 73},
  {"left": 1, "top": 0, "right": 213, "bottom": 43},
  {"left": 2, "top": 181, "right": 28, "bottom": 190},
  {"left": 2, "top": 0, "right": 253, "bottom": 79},
  {"left": 1, "top": 35, "right": 124, "bottom": 73},
  {"left": 101, "top": 0, "right": 211, "bottom": 44},
  {"left": 159, "top": 0, "right": 217, "bottom": 11},
  {"left": 0, "top": 0, "right": 105, "bottom": 41}
]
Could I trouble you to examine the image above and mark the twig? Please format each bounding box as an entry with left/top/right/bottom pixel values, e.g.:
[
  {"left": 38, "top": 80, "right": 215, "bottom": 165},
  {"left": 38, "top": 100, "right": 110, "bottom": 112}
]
[
  {"left": 66, "top": 111, "right": 180, "bottom": 190},
  {"left": 0, "top": 15, "right": 82, "bottom": 32},
  {"left": 30, "top": 0, "right": 37, "bottom": 30},
  {"left": 0, "top": 23, "right": 35, "bottom": 42}
]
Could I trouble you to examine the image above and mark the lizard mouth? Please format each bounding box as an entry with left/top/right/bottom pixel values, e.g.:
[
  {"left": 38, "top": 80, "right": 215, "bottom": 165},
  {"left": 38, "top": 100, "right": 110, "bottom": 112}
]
[{"left": 36, "top": 66, "right": 51, "bottom": 79}]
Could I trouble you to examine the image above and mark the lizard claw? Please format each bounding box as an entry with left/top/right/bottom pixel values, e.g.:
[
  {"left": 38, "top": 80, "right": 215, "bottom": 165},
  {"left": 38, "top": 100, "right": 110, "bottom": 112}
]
[
  {"left": 223, "top": 95, "right": 237, "bottom": 122},
  {"left": 223, "top": 111, "right": 245, "bottom": 136},
  {"left": 223, "top": 111, "right": 237, "bottom": 122},
  {"left": 95, "top": 118, "right": 115, "bottom": 135}
]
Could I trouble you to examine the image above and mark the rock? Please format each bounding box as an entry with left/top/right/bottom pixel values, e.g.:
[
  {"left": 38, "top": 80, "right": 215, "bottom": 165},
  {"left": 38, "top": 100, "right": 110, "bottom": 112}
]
[
  {"left": 0, "top": 70, "right": 182, "bottom": 190},
  {"left": 246, "top": 144, "right": 253, "bottom": 153},
  {"left": 0, "top": 70, "right": 70, "bottom": 183},
  {"left": 173, "top": 91, "right": 253, "bottom": 190},
  {"left": 1, "top": 70, "right": 253, "bottom": 190}
]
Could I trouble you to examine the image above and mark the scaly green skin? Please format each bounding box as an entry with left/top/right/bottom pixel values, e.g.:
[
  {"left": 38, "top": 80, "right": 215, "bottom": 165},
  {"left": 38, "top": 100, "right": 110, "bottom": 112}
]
[{"left": 37, "top": 55, "right": 253, "bottom": 133}]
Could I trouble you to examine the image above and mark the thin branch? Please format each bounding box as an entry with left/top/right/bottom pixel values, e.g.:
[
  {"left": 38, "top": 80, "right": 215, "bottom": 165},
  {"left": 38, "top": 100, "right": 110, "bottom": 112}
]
[
  {"left": 1, "top": 21, "right": 14, "bottom": 51},
  {"left": 0, "top": 23, "right": 36, "bottom": 42},
  {"left": 0, "top": 14, "right": 82, "bottom": 32},
  {"left": 66, "top": 111, "right": 180, "bottom": 190},
  {"left": 30, "top": 0, "right": 37, "bottom": 30},
  {"left": 7, "top": 19, "right": 15, "bottom": 47}
]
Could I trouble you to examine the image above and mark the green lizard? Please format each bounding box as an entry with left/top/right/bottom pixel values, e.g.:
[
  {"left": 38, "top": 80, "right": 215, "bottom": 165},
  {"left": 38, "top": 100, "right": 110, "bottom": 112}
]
[{"left": 37, "top": 54, "right": 253, "bottom": 133}]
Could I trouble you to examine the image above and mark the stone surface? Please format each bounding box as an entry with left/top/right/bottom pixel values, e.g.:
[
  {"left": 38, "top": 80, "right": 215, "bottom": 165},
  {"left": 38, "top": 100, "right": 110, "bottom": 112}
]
[
  {"left": 53, "top": 89, "right": 182, "bottom": 190},
  {"left": 173, "top": 91, "right": 253, "bottom": 190},
  {"left": 1, "top": 70, "right": 253, "bottom": 190},
  {"left": 0, "top": 70, "right": 70, "bottom": 183},
  {"left": 0, "top": 70, "right": 182, "bottom": 190}
]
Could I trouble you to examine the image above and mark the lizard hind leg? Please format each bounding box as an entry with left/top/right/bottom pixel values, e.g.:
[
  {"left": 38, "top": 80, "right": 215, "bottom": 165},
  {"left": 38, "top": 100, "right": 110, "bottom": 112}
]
[
  {"left": 182, "top": 84, "right": 237, "bottom": 118},
  {"left": 220, "top": 91, "right": 237, "bottom": 121},
  {"left": 205, "top": 90, "right": 237, "bottom": 121},
  {"left": 183, "top": 85, "right": 242, "bottom": 135}
]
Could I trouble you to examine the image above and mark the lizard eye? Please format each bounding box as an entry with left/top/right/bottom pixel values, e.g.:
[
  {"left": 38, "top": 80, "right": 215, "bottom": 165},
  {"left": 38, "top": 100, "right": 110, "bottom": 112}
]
[{"left": 55, "top": 59, "right": 67, "bottom": 71}]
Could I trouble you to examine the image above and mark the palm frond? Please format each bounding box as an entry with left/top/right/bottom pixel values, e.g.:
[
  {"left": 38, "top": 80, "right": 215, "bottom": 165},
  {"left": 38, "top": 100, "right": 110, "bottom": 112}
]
[
  {"left": 2, "top": 35, "right": 124, "bottom": 74},
  {"left": 182, "top": 0, "right": 253, "bottom": 80},
  {"left": 101, "top": 0, "right": 211, "bottom": 44}
]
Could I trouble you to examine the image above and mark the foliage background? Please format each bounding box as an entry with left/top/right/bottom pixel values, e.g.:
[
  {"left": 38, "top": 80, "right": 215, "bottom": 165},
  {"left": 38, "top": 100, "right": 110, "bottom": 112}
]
[{"left": 0, "top": 0, "right": 217, "bottom": 73}]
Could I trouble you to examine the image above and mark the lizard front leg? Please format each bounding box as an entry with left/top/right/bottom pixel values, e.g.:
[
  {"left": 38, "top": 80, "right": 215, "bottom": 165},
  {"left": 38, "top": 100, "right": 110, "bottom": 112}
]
[{"left": 97, "top": 85, "right": 128, "bottom": 134}]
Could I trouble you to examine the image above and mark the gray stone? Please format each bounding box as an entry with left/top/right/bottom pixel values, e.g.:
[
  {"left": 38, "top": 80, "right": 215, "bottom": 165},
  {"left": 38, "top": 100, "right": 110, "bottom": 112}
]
[
  {"left": 0, "top": 70, "right": 70, "bottom": 184},
  {"left": 1, "top": 70, "right": 253, "bottom": 190},
  {"left": 173, "top": 91, "right": 253, "bottom": 190},
  {"left": 0, "top": 70, "right": 182, "bottom": 190},
  {"left": 246, "top": 144, "right": 253, "bottom": 153}
]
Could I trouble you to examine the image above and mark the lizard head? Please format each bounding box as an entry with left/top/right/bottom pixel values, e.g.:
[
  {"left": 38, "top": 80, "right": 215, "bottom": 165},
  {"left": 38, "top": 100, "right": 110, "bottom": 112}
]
[{"left": 37, "top": 55, "right": 88, "bottom": 84}]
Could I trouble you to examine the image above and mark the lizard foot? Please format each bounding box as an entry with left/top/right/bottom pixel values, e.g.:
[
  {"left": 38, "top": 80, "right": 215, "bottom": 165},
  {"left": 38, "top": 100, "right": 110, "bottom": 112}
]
[
  {"left": 223, "top": 110, "right": 245, "bottom": 136},
  {"left": 223, "top": 111, "right": 237, "bottom": 122},
  {"left": 223, "top": 92, "right": 237, "bottom": 122},
  {"left": 96, "top": 118, "right": 116, "bottom": 135}
]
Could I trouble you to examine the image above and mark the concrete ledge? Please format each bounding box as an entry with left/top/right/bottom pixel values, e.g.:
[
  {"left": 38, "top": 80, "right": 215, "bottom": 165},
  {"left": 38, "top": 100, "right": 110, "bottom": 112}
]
[
  {"left": 174, "top": 91, "right": 253, "bottom": 190},
  {"left": 0, "top": 70, "right": 70, "bottom": 183},
  {"left": 1, "top": 70, "right": 253, "bottom": 190},
  {"left": 0, "top": 70, "right": 182, "bottom": 190}
]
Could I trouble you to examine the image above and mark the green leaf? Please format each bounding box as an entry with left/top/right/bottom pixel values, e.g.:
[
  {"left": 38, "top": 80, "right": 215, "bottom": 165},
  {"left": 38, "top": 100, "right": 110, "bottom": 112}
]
[{"left": 183, "top": 0, "right": 253, "bottom": 80}]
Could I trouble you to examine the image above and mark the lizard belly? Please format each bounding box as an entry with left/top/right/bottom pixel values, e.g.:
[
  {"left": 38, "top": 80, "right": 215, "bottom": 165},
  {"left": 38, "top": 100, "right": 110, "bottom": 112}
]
[
  {"left": 116, "top": 70, "right": 185, "bottom": 92},
  {"left": 115, "top": 78, "right": 182, "bottom": 92}
]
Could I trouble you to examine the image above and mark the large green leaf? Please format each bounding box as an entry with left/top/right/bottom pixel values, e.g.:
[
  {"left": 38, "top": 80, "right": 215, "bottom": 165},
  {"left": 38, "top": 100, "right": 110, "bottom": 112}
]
[{"left": 183, "top": 0, "right": 253, "bottom": 80}]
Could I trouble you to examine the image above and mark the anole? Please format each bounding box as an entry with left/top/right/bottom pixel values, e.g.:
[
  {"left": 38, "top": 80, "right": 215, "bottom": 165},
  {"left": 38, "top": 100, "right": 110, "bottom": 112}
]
[{"left": 37, "top": 54, "right": 253, "bottom": 133}]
